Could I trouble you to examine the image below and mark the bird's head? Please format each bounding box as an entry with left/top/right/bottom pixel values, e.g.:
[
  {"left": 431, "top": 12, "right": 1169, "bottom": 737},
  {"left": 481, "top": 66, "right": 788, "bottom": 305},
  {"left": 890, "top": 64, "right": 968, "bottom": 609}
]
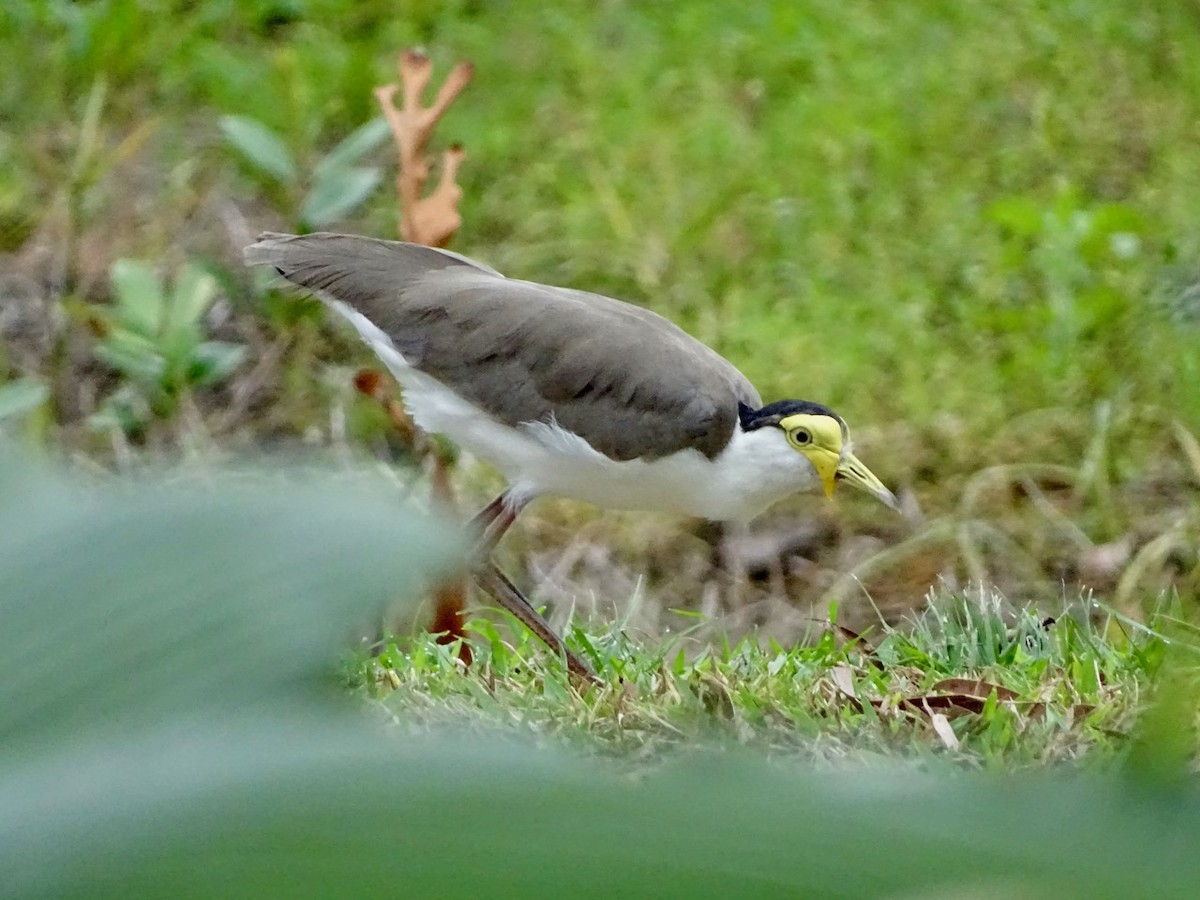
[{"left": 737, "top": 400, "right": 898, "bottom": 510}]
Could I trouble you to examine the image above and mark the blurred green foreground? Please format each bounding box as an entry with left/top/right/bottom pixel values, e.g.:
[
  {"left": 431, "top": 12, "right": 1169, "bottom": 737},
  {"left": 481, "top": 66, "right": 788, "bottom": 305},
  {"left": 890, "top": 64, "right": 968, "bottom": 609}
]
[{"left": 2, "top": 451, "right": 1199, "bottom": 900}]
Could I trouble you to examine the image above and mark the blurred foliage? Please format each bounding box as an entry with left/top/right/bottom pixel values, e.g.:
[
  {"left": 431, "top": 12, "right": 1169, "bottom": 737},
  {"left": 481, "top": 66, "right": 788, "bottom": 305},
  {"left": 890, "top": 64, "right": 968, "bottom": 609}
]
[
  {"left": 221, "top": 114, "right": 389, "bottom": 230},
  {"left": 0, "top": 377, "right": 47, "bottom": 423},
  {"left": 986, "top": 187, "right": 1151, "bottom": 392},
  {"left": 88, "top": 258, "right": 246, "bottom": 433},
  {"left": 2, "top": 449, "right": 1200, "bottom": 899}
]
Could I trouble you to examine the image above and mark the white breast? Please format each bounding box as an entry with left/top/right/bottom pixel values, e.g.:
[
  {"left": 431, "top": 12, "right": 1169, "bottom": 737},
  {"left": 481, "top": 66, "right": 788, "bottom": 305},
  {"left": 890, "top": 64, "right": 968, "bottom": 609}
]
[{"left": 327, "top": 299, "right": 821, "bottom": 522}]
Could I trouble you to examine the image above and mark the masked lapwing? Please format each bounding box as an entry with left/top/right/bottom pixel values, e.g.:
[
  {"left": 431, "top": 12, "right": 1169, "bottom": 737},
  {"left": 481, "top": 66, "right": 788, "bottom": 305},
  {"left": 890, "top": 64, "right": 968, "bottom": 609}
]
[{"left": 246, "top": 232, "right": 898, "bottom": 680}]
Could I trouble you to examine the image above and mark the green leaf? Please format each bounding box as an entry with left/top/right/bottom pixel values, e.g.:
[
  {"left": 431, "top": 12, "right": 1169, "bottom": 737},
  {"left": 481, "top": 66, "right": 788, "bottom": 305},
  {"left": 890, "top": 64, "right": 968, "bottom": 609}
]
[
  {"left": 313, "top": 117, "right": 390, "bottom": 179},
  {"left": 219, "top": 114, "right": 297, "bottom": 185},
  {"left": 0, "top": 378, "right": 48, "bottom": 422},
  {"left": 94, "top": 330, "right": 167, "bottom": 383},
  {"left": 187, "top": 340, "right": 247, "bottom": 386},
  {"left": 88, "top": 384, "right": 152, "bottom": 434},
  {"left": 1124, "top": 649, "right": 1200, "bottom": 786},
  {"left": 301, "top": 165, "right": 381, "bottom": 228},
  {"left": 1090, "top": 202, "right": 1147, "bottom": 237},
  {"left": 109, "top": 259, "right": 165, "bottom": 336},
  {"left": 0, "top": 443, "right": 1194, "bottom": 900},
  {"left": 8, "top": 720, "right": 1200, "bottom": 898},
  {"left": 165, "top": 263, "right": 220, "bottom": 334}
]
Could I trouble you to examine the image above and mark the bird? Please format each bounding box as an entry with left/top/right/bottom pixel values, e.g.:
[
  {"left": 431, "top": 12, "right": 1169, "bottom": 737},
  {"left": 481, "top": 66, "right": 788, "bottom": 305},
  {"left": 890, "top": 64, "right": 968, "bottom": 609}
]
[{"left": 245, "top": 232, "right": 898, "bottom": 680}]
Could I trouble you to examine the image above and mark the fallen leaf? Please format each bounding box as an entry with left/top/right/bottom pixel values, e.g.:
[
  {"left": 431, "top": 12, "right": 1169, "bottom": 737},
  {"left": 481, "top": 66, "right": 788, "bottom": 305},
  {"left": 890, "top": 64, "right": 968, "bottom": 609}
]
[
  {"left": 928, "top": 678, "right": 1019, "bottom": 702},
  {"left": 928, "top": 707, "right": 961, "bottom": 751},
  {"left": 829, "top": 663, "right": 858, "bottom": 699},
  {"left": 899, "top": 696, "right": 983, "bottom": 718},
  {"left": 826, "top": 621, "right": 884, "bottom": 670}
]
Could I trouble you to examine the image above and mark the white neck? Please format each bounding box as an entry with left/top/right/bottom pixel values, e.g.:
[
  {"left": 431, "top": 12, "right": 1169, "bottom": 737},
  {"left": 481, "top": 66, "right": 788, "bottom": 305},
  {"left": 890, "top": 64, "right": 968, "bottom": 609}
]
[{"left": 690, "top": 424, "right": 822, "bottom": 522}]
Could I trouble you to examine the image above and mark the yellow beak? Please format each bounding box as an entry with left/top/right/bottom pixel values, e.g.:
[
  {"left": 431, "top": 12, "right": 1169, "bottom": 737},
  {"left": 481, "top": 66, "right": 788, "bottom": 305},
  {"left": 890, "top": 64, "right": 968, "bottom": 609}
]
[{"left": 835, "top": 451, "right": 899, "bottom": 510}]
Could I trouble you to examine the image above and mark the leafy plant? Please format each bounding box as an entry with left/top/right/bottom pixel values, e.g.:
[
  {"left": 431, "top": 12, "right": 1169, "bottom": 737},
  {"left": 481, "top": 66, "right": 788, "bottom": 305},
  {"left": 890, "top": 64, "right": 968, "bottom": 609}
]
[
  {"left": 220, "top": 114, "right": 389, "bottom": 231},
  {"left": 90, "top": 259, "right": 245, "bottom": 433}
]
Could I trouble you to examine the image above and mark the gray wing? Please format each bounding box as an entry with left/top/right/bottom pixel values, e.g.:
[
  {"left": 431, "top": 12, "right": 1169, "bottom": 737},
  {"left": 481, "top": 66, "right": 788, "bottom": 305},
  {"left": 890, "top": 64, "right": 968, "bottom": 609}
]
[{"left": 245, "top": 232, "right": 761, "bottom": 461}]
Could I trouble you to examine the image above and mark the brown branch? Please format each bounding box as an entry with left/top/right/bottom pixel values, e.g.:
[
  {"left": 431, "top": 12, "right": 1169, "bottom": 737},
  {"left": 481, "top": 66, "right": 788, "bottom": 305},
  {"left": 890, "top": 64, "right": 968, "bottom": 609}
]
[
  {"left": 355, "top": 365, "right": 472, "bottom": 661},
  {"left": 374, "top": 49, "right": 473, "bottom": 247},
  {"left": 370, "top": 48, "right": 476, "bottom": 662},
  {"left": 408, "top": 144, "right": 465, "bottom": 249},
  {"left": 428, "top": 453, "right": 471, "bottom": 663}
]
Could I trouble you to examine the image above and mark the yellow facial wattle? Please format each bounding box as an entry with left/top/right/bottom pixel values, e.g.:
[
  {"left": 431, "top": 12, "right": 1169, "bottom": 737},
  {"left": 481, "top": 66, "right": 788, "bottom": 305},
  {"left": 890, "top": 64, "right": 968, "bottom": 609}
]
[
  {"left": 779, "top": 412, "right": 843, "bottom": 497},
  {"left": 778, "top": 412, "right": 897, "bottom": 509}
]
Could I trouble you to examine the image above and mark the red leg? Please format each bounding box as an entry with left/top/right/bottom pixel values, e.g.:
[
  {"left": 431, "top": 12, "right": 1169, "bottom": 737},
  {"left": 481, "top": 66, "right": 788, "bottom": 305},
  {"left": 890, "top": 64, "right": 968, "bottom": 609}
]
[
  {"left": 468, "top": 491, "right": 526, "bottom": 560},
  {"left": 467, "top": 491, "right": 597, "bottom": 683},
  {"left": 474, "top": 563, "right": 597, "bottom": 682}
]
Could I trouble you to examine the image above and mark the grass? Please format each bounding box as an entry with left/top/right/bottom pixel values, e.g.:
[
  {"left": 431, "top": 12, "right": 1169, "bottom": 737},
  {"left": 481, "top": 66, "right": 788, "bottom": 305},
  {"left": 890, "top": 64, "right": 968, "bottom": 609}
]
[
  {"left": 2, "top": 0, "right": 1200, "bottom": 778},
  {"left": 350, "top": 588, "right": 1170, "bottom": 771}
]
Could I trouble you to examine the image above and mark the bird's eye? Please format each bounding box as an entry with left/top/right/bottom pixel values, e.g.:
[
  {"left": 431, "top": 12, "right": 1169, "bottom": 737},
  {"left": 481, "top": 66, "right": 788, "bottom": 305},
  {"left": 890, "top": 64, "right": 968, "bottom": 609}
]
[{"left": 792, "top": 428, "right": 811, "bottom": 446}]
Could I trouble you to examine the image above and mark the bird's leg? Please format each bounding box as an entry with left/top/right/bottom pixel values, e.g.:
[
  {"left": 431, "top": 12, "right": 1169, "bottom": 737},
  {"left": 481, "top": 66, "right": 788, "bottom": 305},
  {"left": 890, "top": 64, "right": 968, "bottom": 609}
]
[
  {"left": 466, "top": 492, "right": 598, "bottom": 682},
  {"left": 475, "top": 563, "right": 597, "bottom": 682},
  {"left": 468, "top": 492, "right": 522, "bottom": 564}
]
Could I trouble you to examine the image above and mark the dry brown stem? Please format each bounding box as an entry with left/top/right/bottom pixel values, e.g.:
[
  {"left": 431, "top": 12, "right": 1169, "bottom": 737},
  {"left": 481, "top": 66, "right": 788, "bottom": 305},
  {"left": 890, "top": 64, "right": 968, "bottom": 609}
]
[
  {"left": 354, "top": 365, "right": 472, "bottom": 657},
  {"left": 370, "top": 49, "right": 478, "bottom": 658},
  {"left": 374, "top": 49, "right": 473, "bottom": 247}
]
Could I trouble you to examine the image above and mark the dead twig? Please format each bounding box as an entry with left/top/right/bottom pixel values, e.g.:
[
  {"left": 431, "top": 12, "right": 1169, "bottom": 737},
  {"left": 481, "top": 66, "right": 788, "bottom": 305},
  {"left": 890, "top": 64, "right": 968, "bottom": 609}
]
[
  {"left": 364, "top": 49, "right": 478, "bottom": 659},
  {"left": 374, "top": 49, "right": 473, "bottom": 247}
]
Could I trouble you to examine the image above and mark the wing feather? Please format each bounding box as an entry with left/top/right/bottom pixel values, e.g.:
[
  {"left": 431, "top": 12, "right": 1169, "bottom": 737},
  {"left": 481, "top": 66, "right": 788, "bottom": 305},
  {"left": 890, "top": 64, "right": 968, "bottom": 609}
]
[{"left": 245, "top": 232, "right": 761, "bottom": 461}]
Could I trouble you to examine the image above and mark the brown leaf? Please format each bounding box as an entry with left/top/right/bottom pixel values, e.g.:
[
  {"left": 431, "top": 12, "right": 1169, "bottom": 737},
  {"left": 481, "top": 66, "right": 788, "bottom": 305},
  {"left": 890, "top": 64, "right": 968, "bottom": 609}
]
[
  {"left": 928, "top": 678, "right": 1019, "bottom": 702},
  {"left": 899, "top": 695, "right": 983, "bottom": 717},
  {"left": 890, "top": 678, "right": 1020, "bottom": 720},
  {"left": 407, "top": 145, "right": 466, "bottom": 248},
  {"left": 816, "top": 620, "right": 884, "bottom": 670}
]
